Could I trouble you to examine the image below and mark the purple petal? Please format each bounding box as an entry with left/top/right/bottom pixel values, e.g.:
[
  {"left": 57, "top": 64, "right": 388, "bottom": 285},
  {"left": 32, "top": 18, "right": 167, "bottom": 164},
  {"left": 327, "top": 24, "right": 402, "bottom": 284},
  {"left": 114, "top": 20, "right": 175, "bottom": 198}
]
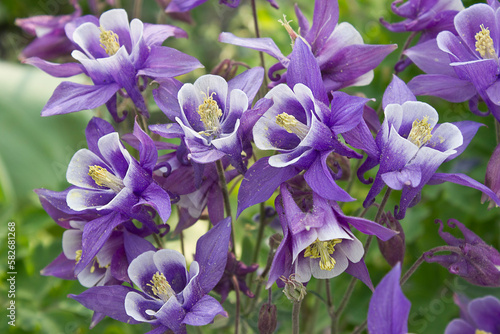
[
  {"left": 99, "top": 9, "right": 132, "bottom": 52},
  {"left": 287, "top": 37, "right": 328, "bottom": 105},
  {"left": 294, "top": 4, "right": 310, "bottom": 37},
  {"left": 329, "top": 91, "right": 370, "bottom": 133},
  {"left": 182, "top": 295, "right": 227, "bottom": 326},
  {"left": 444, "top": 319, "right": 475, "bottom": 334},
  {"left": 138, "top": 182, "right": 171, "bottom": 222},
  {"left": 304, "top": 0, "right": 339, "bottom": 52},
  {"left": 337, "top": 211, "right": 398, "bottom": 241},
  {"left": 194, "top": 217, "right": 232, "bottom": 293},
  {"left": 445, "top": 121, "right": 484, "bottom": 162},
  {"left": 133, "top": 119, "right": 157, "bottom": 173},
  {"left": 142, "top": 23, "right": 188, "bottom": 46},
  {"left": 41, "top": 252, "right": 76, "bottom": 280},
  {"left": 218, "top": 32, "right": 287, "bottom": 63},
  {"left": 154, "top": 296, "right": 186, "bottom": 332},
  {"left": 138, "top": 46, "right": 203, "bottom": 79},
  {"left": 124, "top": 291, "right": 163, "bottom": 323},
  {"left": 85, "top": 117, "right": 116, "bottom": 158},
  {"left": 468, "top": 296, "right": 500, "bottom": 332},
  {"left": 237, "top": 157, "right": 299, "bottom": 216},
  {"left": 404, "top": 38, "right": 456, "bottom": 76},
  {"left": 367, "top": 263, "right": 410, "bottom": 334},
  {"left": 407, "top": 74, "right": 477, "bottom": 102},
  {"left": 123, "top": 230, "right": 156, "bottom": 263},
  {"left": 69, "top": 285, "right": 141, "bottom": 324},
  {"left": 382, "top": 75, "right": 416, "bottom": 109},
  {"left": 228, "top": 67, "right": 264, "bottom": 106},
  {"left": 152, "top": 78, "right": 183, "bottom": 121},
  {"left": 166, "top": 0, "right": 208, "bottom": 12},
  {"left": 344, "top": 258, "right": 374, "bottom": 291},
  {"left": 23, "top": 57, "right": 83, "bottom": 77},
  {"left": 154, "top": 249, "right": 189, "bottom": 293},
  {"left": 454, "top": 4, "right": 497, "bottom": 57},
  {"left": 41, "top": 82, "right": 120, "bottom": 116}
]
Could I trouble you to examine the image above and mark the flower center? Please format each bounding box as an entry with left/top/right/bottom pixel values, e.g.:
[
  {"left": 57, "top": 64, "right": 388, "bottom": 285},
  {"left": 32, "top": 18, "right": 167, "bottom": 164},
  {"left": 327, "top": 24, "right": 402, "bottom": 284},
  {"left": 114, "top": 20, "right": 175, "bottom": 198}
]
[
  {"left": 475, "top": 24, "right": 496, "bottom": 60},
  {"left": 147, "top": 271, "right": 176, "bottom": 303},
  {"left": 304, "top": 238, "right": 342, "bottom": 271},
  {"left": 75, "top": 250, "right": 82, "bottom": 263},
  {"left": 99, "top": 26, "right": 120, "bottom": 56},
  {"left": 408, "top": 116, "right": 433, "bottom": 148},
  {"left": 475, "top": 330, "right": 492, "bottom": 334},
  {"left": 276, "top": 112, "right": 309, "bottom": 140},
  {"left": 278, "top": 14, "right": 298, "bottom": 45},
  {"left": 197, "top": 91, "right": 222, "bottom": 138},
  {"left": 88, "top": 165, "right": 124, "bottom": 193}
]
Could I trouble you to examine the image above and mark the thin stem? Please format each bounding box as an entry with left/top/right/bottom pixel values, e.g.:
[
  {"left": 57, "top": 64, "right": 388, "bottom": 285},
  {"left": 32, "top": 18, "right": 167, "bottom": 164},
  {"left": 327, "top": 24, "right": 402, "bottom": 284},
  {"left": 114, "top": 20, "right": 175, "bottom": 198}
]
[
  {"left": 133, "top": 0, "right": 143, "bottom": 19},
  {"left": 400, "top": 253, "right": 425, "bottom": 286},
  {"left": 495, "top": 120, "right": 500, "bottom": 144},
  {"left": 247, "top": 202, "right": 267, "bottom": 293},
  {"left": 216, "top": 159, "right": 236, "bottom": 253},
  {"left": 364, "top": 188, "right": 392, "bottom": 254},
  {"left": 333, "top": 275, "right": 357, "bottom": 329},
  {"left": 152, "top": 233, "right": 164, "bottom": 249},
  {"left": 352, "top": 320, "right": 367, "bottom": 334},
  {"left": 292, "top": 301, "right": 302, "bottom": 334},
  {"left": 231, "top": 275, "right": 241, "bottom": 334},
  {"left": 340, "top": 158, "right": 363, "bottom": 209},
  {"left": 305, "top": 280, "right": 323, "bottom": 334},
  {"left": 250, "top": 0, "right": 268, "bottom": 97},
  {"left": 180, "top": 231, "right": 185, "bottom": 256},
  {"left": 325, "top": 279, "right": 336, "bottom": 334}
]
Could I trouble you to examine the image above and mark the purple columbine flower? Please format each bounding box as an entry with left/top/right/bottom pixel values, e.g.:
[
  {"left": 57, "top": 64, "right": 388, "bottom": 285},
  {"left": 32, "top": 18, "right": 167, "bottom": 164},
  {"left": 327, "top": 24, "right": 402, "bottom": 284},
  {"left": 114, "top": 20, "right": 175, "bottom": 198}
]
[
  {"left": 425, "top": 219, "right": 500, "bottom": 287},
  {"left": 150, "top": 68, "right": 264, "bottom": 173},
  {"left": 267, "top": 182, "right": 397, "bottom": 288},
  {"left": 220, "top": 0, "right": 396, "bottom": 92},
  {"left": 64, "top": 117, "right": 171, "bottom": 273},
  {"left": 237, "top": 38, "right": 372, "bottom": 215},
  {"left": 15, "top": 0, "right": 82, "bottom": 60},
  {"left": 445, "top": 294, "right": 500, "bottom": 334},
  {"left": 25, "top": 8, "right": 202, "bottom": 122},
  {"left": 358, "top": 75, "right": 500, "bottom": 219},
  {"left": 367, "top": 263, "right": 411, "bottom": 334},
  {"left": 165, "top": 0, "right": 278, "bottom": 13},
  {"left": 70, "top": 217, "right": 232, "bottom": 333},
  {"left": 406, "top": 2, "right": 500, "bottom": 120}
]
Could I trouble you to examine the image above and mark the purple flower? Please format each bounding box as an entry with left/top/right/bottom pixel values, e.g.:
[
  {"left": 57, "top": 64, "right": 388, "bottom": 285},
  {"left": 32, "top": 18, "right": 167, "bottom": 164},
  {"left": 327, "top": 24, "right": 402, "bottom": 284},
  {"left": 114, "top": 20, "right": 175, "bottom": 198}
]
[
  {"left": 64, "top": 117, "right": 171, "bottom": 273},
  {"left": 150, "top": 69, "right": 264, "bottom": 172},
  {"left": 267, "top": 182, "right": 397, "bottom": 288},
  {"left": 445, "top": 294, "right": 500, "bottom": 334},
  {"left": 15, "top": 0, "right": 82, "bottom": 60},
  {"left": 25, "top": 8, "right": 202, "bottom": 122},
  {"left": 237, "top": 38, "right": 371, "bottom": 215},
  {"left": 220, "top": 0, "right": 396, "bottom": 92},
  {"left": 425, "top": 219, "right": 500, "bottom": 287},
  {"left": 367, "top": 263, "right": 411, "bottom": 334},
  {"left": 406, "top": 2, "right": 500, "bottom": 120},
  {"left": 71, "top": 218, "right": 232, "bottom": 333},
  {"left": 359, "top": 76, "right": 500, "bottom": 218},
  {"left": 165, "top": 0, "right": 278, "bottom": 13}
]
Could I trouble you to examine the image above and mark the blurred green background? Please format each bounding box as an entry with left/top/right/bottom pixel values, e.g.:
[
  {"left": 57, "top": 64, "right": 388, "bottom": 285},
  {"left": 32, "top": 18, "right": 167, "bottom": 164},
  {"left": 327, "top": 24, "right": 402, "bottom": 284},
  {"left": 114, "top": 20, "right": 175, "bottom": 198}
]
[{"left": 1, "top": 0, "right": 499, "bottom": 333}]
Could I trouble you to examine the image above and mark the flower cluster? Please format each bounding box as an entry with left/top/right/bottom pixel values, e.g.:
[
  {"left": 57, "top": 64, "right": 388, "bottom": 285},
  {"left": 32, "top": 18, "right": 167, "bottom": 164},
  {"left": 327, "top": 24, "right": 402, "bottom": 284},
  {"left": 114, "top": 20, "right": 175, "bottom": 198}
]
[{"left": 17, "top": 0, "right": 500, "bottom": 332}]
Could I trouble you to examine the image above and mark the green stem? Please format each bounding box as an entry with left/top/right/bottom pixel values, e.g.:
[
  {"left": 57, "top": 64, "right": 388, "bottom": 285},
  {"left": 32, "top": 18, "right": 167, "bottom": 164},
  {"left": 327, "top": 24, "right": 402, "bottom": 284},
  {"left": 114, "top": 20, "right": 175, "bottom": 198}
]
[
  {"left": 247, "top": 202, "right": 267, "bottom": 293},
  {"left": 250, "top": 0, "right": 268, "bottom": 98},
  {"left": 292, "top": 301, "right": 302, "bottom": 334},
  {"left": 352, "top": 320, "right": 367, "bottom": 334},
  {"left": 180, "top": 231, "right": 185, "bottom": 256},
  {"left": 152, "top": 233, "right": 164, "bottom": 249},
  {"left": 231, "top": 275, "right": 241, "bottom": 334},
  {"left": 216, "top": 159, "right": 236, "bottom": 253},
  {"left": 364, "top": 188, "right": 392, "bottom": 254},
  {"left": 400, "top": 253, "right": 425, "bottom": 286},
  {"left": 495, "top": 119, "right": 500, "bottom": 144},
  {"left": 133, "top": 0, "right": 143, "bottom": 19}
]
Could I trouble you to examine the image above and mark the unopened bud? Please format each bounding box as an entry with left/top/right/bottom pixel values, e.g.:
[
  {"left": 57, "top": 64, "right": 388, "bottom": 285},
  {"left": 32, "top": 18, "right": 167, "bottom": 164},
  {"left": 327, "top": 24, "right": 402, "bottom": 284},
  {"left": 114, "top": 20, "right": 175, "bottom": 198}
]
[
  {"left": 377, "top": 211, "right": 405, "bottom": 267},
  {"left": 258, "top": 302, "right": 277, "bottom": 334},
  {"left": 280, "top": 274, "right": 306, "bottom": 302}
]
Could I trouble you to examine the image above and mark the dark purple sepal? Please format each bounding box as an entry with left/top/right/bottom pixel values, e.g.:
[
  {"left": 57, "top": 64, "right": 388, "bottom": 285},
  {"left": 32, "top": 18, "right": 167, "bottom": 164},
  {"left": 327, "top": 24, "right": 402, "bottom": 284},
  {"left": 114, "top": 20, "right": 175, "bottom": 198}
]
[
  {"left": 182, "top": 295, "right": 227, "bottom": 326},
  {"left": 75, "top": 212, "right": 128, "bottom": 274},
  {"left": 228, "top": 67, "right": 265, "bottom": 107},
  {"left": 69, "top": 285, "right": 141, "bottom": 324},
  {"left": 287, "top": 37, "right": 328, "bottom": 105},
  {"left": 237, "top": 157, "right": 299, "bottom": 216},
  {"left": 367, "top": 263, "right": 410, "bottom": 334},
  {"left": 23, "top": 57, "right": 84, "bottom": 77},
  {"left": 138, "top": 46, "right": 203, "bottom": 79},
  {"left": 344, "top": 258, "right": 373, "bottom": 291},
  {"left": 85, "top": 118, "right": 116, "bottom": 159},
  {"left": 142, "top": 23, "right": 188, "bottom": 46},
  {"left": 152, "top": 78, "right": 184, "bottom": 120},
  {"left": 41, "top": 82, "right": 121, "bottom": 117},
  {"left": 194, "top": 217, "right": 232, "bottom": 294},
  {"left": 110, "top": 246, "right": 130, "bottom": 284},
  {"left": 123, "top": 230, "right": 157, "bottom": 263},
  {"left": 382, "top": 75, "right": 416, "bottom": 109},
  {"left": 41, "top": 252, "right": 76, "bottom": 280}
]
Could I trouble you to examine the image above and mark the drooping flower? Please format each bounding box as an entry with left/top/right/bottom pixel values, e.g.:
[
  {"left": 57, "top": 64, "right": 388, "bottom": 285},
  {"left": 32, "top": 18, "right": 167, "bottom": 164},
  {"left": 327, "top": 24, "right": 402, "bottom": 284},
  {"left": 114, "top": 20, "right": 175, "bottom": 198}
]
[
  {"left": 367, "top": 263, "right": 411, "bottom": 334},
  {"left": 425, "top": 219, "right": 500, "bottom": 287},
  {"left": 25, "top": 8, "right": 202, "bottom": 122},
  {"left": 237, "top": 38, "right": 371, "bottom": 215},
  {"left": 406, "top": 2, "right": 500, "bottom": 120},
  {"left": 267, "top": 182, "right": 397, "bottom": 288},
  {"left": 358, "top": 75, "right": 500, "bottom": 219},
  {"left": 70, "top": 217, "right": 232, "bottom": 333},
  {"left": 445, "top": 294, "right": 500, "bottom": 334},
  {"left": 220, "top": 0, "right": 396, "bottom": 92},
  {"left": 15, "top": 0, "right": 82, "bottom": 60},
  {"left": 64, "top": 117, "right": 171, "bottom": 273},
  {"left": 150, "top": 68, "right": 264, "bottom": 173}
]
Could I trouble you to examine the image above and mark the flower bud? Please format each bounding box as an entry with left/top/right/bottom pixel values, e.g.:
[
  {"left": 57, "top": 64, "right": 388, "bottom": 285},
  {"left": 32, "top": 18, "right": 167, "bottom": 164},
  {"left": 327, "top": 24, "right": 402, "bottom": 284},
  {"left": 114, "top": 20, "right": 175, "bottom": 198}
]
[
  {"left": 377, "top": 211, "right": 405, "bottom": 267},
  {"left": 258, "top": 302, "right": 277, "bottom": 334},
  {"left": 482, "top": 143, "right": 500, "bottom": 209},
  {"left": 280, "top": 274, "right": 306, "bottom": 302}
]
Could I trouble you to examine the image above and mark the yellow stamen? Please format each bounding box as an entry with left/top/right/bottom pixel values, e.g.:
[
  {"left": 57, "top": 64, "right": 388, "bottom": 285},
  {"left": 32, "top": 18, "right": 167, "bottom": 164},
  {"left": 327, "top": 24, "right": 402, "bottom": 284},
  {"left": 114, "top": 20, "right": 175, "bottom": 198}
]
[
  {"left": 278, "top": 14, "right": 298, "bottom": 45},
  {"left": 304, "top": 238, "right": 342, "bottom": 271},
  {"left": 89, "top": 256, "right": 109, "bottom": 273},
  {"left": 276, "top": 112, "right": 309, "bottom": 140},
  {"left": 475, "top": 330, "right": 492, "bottom": 334},
  {"left": 99, "top": 26, "right": 120, "bottom": 56},
  {"left": 75, "top": 250, "right": 82, "bottom": 264},
  {"left": 475, "top": 24, "right": 496, "bottom": 59},
  {"left": 147, "top": 272, "right": 176, "bottom": 302},
  {"left": 408, "top": 116, "right": 433, "bottom": 148},
  {"left": 88, "top": 165, "right": 124, "bottom": 193},
  {"left": 197, "top": 91, "right": 222, "bottom": 137}
]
